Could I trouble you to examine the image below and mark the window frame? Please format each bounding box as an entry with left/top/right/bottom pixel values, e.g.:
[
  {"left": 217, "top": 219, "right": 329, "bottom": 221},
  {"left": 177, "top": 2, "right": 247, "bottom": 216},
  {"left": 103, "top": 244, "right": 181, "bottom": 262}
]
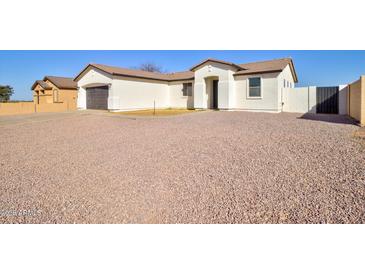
[
  {"left": 247, "top": 77, "right": 262, "bottom": 99},
  {"left": 182, "top": 83, "right": 193, "bottom": 97}
]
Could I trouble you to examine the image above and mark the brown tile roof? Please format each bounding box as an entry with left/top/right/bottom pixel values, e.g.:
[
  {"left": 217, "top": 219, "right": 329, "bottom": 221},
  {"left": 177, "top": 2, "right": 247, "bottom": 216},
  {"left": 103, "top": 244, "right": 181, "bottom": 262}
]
[
  {"left": 190, "top": 58, "right": 243, "bottom": 71},
  {"left": 167, "top": 71, "right": 195, "bottom": 81},
  {"left": 74, "top": 57, "right": 297, "bottom": 83},
  {"left": 31, "top": 80, "right": 52, "bottom": 90},
  {"left": 75, "top": 64, "right": 194, "bottom": 82},
  {"left": 44, "top": 76, "right": 77, "bottom": 89},
  {"left": 236, "top": 58, "right": 298, "bottom": 82},
  {"left": 91, "top": 64, "right": 171, "bottom": 81}
]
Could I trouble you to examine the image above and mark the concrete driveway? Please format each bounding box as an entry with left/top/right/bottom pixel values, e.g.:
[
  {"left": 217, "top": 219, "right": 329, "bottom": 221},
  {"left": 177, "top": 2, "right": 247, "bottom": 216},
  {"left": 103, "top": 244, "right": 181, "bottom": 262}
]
[{"left": 0, "top": 111, "right": 364, "bottom": 223}]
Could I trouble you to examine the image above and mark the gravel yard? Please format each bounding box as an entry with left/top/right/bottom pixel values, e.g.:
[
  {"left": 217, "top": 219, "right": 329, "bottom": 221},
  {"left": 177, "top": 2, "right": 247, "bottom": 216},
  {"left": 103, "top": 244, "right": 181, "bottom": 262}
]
[{"left": 0, "top": 111, "right": 364, "bottom": 223}]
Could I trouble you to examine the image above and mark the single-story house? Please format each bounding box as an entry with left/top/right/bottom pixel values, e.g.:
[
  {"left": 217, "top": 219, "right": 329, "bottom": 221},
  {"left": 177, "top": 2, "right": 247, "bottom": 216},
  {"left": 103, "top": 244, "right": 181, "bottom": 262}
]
[
  {"left": 75, "top": 58, "right": 298, "bottom": 112},
  {"left": 32, "top": 76, "right": 78, "bottom": 109}
]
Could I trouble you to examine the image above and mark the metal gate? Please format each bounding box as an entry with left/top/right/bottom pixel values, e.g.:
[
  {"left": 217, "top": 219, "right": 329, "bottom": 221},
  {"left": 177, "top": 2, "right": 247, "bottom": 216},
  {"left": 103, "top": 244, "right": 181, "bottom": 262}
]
[
  {"left": 316, "top": 86, "right": 339, "bottom": 114},
  {"left": 86, "top": 86, "right": 109, "bottom": 110}
]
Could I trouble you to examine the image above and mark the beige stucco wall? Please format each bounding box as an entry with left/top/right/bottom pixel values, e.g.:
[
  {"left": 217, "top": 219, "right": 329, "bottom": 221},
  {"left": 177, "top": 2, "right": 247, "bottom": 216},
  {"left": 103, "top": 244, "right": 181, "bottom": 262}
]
[
  {"left": 193, "top": 62, "right": 237, "bottom": 109},
  {"left": 282, "top": 87, "right": 317, "bottom": 113},
  {"left": 77, "top": 68, "right": 192, "bottom": 110},
  {"left": 234, "top": 72, "right": 280, "bottom": 112},
  {"left": 348, "top": 76, "right": 365, "bottom": 125},
  {"left": 111, "top": 76, "right": 169, "bottom": 111},
  {"left": 169, "top": 81, "right": 194, "bottom": 109},
  {"left": 204, "top": 77, "right": 219, "bottom": 109},
  {"left": 278, "top": 65, "right": 296, "bottom": 111}
]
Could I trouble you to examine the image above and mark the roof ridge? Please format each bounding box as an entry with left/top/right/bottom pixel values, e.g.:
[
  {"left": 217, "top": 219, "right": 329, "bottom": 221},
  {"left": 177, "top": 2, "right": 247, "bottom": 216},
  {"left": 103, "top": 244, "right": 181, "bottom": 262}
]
[
  {"left": 44, "top": 75, "right": 74, "bottom": 79},
  {"left": 92, "top": 63, "right": 167, "bottom": 75},
  {"left": 240, "top": 57, "right": 292, "bottom": 66},
  {"left": 167, "top": 70, "right": 191, "bottom": 75}
]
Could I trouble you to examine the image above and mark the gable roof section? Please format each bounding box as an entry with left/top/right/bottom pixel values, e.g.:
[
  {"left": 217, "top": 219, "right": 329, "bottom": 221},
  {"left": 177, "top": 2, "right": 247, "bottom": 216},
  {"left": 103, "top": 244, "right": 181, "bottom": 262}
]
[
  {"left": 74, "top": 64, "right": 194, "bottom": 82},
  {"left": 43, "top": 76, "right": 77, "bottom": 89},
  {"left": 235, "top": 58, "right": 298, "bottom": 82},
  {"left": 31, "top": 80, "right": 52, "bottom": 90},
  {"left": 190, "top": 58, "right": 243, "bottom": 71}
]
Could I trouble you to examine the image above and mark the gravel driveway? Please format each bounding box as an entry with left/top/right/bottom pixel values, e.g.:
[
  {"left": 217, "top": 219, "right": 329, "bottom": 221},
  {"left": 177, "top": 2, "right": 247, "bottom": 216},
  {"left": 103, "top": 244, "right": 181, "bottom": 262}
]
[{"left": 0, "top": 111, "right": 364, "bottom": 223}]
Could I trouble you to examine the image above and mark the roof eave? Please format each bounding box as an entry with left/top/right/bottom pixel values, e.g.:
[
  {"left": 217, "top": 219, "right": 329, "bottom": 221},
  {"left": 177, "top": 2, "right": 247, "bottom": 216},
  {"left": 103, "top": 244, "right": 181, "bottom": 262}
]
[
  {"left": 31, "top": 81, "right": 39, "bottom": 90},
  {"left": 233, "top": 69, "right": 283, "bottom": 77},
  {"left": 168, "top": 77, "right": 195, "bottom": 82},
  {"left": 74, "top": 64, "right": 107, "bottom": 82},
  {"left": 288, "top": 59, "right": 298, "bottom": 83}
]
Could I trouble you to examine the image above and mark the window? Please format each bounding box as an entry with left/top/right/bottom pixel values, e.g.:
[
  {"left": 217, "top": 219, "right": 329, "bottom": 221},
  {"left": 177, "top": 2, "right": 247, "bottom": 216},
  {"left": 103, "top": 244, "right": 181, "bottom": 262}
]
[
  {"left": 53, "top": 89, "right": 59, "bottom": 102},
  {"left": 283, "top": 79, "right": 286, "bottom": 88},
  {"left": 248, "top": 77, "right": 261, "bottom": 98},
  {"left": 182, "top": 83, "right": 193, "bottom": 96}
]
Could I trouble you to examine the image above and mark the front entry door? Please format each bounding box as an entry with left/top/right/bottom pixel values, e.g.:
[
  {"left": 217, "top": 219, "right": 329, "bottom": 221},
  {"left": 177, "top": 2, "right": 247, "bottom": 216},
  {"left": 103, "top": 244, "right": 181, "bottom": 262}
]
[{"left": 212, "top": 80, "right": 218, "bottom": 109}]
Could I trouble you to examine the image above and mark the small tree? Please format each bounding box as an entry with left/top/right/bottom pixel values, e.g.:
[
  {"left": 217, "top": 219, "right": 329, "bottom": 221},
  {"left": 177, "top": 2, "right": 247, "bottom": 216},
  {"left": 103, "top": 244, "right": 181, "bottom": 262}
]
[
  {"left": 0, "top": 85, "right": 14, "bottom": 102},
  {"left": 138, "top": 62, "right": 163, "bottom": 73}
]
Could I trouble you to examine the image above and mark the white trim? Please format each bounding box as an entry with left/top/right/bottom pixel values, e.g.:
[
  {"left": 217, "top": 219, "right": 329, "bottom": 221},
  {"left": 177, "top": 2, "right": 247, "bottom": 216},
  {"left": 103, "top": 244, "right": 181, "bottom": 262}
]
[{"left": 246, "top": 77, "right": 263, "bottom": 99}]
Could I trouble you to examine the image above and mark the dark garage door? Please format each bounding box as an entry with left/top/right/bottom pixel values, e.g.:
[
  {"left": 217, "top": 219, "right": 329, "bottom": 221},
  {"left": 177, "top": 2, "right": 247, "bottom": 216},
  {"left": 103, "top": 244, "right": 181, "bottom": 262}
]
[
  {"left": 316, "top": 86, "right": 339, "bottom": 114},
  {"left": 86, "top": 86, "right": 109, "bottom": 110}
]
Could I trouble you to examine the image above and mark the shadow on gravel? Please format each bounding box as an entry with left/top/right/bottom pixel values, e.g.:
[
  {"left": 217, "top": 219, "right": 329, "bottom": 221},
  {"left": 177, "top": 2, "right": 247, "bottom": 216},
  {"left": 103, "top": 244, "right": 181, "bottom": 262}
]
[{"left": 298, "top": 113, "right": 358, "bottom": 125}]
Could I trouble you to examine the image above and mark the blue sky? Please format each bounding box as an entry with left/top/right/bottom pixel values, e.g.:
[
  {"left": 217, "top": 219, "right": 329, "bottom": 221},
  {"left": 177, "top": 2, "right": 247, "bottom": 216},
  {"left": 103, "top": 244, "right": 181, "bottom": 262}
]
[{"left": 0, "top": 50, "right": 364, "bottom": 100}]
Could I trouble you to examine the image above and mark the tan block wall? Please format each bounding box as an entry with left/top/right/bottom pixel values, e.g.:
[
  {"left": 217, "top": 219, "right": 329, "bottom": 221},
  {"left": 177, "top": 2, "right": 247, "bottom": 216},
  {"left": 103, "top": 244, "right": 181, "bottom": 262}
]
[
  {"left": 0, "top": 102, "right": 35, "bottom": 115},
  {"left": 0, "top": 102, "right": 72, "bottom": 116},
  {"left": 33, "top": 89, "right": 53, "bottom": 104},
  {"left": 32, "top": 86, "right": 78, "bottom": 110},
  {"left": 348, "top": 76, "right": 365, "bottom": 126},
  {"left": 58, "top": 89, "right": 78, "bottom": 110},
  {"left": 348, "top": 79, "right": 361, "bottom": 122},
  {"left": 36, "top": 103, "right": 69, "bottom": 113},
  {"left": 361, "top": 76, "right": 365, "bottom": 126}
]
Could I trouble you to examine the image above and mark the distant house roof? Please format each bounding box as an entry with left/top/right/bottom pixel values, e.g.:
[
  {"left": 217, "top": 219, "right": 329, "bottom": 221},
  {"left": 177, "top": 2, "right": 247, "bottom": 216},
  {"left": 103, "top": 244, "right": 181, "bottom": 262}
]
[
  {"left": 31, "top": 76, "right": 77, "bottom": 90},
  {"left": 74, "top": 64, "right": 194, "bottom": 82},
  {"left": 31, "top": 80, "right": 52, "bottom": 90},
  {"left": 43, "top": 76, "right": 77, "bottom": 89},
  {"left": 74, "top": 57, "right": 298, "bottom": 83}
]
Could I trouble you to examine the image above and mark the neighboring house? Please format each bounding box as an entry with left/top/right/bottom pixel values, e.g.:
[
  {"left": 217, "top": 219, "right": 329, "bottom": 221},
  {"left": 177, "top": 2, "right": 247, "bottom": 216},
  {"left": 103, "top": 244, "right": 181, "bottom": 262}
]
[
  {"left": 32, "top": 76, "right": 78, "bottom": 109},
  {"left": 75, "top": 58, "right": 298, "bottom": 112}
]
